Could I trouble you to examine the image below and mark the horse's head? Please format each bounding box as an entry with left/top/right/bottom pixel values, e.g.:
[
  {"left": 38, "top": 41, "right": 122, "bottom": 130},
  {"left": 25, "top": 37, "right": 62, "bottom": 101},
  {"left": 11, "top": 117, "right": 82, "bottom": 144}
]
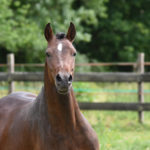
[{"left": 44, "top": 22, "right": 76, "bottom": 95}]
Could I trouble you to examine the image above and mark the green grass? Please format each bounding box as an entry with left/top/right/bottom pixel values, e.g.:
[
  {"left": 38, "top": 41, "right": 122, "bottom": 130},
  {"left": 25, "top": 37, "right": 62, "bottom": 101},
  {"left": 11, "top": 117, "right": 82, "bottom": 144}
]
[
  {"left": 83, "top": 111, "right": 150, "bottom": 150},
  {"left": 0, "top": 81, "right": 150, "bottom": 150}
]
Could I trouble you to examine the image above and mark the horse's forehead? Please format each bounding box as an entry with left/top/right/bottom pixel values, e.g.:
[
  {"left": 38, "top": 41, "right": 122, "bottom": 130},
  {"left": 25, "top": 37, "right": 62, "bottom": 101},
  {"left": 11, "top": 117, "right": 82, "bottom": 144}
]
[{"left": 47, "top": 39, "right": 75, "bottom": 53}]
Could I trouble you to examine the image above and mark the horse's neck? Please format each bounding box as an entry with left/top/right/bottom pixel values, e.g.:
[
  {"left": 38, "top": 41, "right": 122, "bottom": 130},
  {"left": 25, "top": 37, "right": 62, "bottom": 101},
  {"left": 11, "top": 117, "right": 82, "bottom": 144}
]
[{"left": 38, "top": 64, "right": 79, "bottom": 134}]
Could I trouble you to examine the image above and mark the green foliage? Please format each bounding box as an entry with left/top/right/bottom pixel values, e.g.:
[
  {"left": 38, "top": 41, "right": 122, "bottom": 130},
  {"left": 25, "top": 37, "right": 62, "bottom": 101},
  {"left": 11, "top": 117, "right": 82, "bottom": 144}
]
[
  {"left": 77, "top": 0, "right": 150, "bottom": 63},
  {"left": 0, "top": 0, "right": 45, "bottom": 63},
  {"left": 0, "top": 0, "right": 107, "bottom": 64},
  {"left": 1, "top": 0, "right": 150, "bottom": 69}
]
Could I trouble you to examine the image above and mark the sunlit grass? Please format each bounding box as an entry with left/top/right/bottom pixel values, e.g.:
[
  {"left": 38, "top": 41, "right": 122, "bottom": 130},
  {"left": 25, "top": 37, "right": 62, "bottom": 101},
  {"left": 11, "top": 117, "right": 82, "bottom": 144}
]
[{"left": 83, "top": 111, "right": 150, "bottom": 150}]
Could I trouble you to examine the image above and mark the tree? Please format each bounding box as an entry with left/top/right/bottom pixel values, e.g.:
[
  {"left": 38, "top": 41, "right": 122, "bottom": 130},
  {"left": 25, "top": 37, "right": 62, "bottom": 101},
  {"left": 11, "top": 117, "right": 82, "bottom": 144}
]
[
  {"left": 1, "top": 0, "right": 150, "bottom": 71},
  {"left": 77, "top": 0, "right": 150, "bottom": 64},
  {"left": 0, "top": 0, "right": 107, "bottom": 64}
]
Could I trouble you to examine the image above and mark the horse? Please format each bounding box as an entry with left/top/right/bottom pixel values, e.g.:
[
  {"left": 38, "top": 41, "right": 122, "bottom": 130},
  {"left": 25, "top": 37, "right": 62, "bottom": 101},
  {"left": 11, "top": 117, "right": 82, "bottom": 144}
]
[{"left": 0, "top": 22, "right": 99, "bottom": 150}]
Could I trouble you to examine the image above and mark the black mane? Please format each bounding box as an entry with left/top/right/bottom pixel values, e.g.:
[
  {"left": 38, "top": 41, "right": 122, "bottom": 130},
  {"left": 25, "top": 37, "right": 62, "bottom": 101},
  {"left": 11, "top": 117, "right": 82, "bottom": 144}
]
[{"left": 56, "top": 32, "right": 66, "bottom": 40}]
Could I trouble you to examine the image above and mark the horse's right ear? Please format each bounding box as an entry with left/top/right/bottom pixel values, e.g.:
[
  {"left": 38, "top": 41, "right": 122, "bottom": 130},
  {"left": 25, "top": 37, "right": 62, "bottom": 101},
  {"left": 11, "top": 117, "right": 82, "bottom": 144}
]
[{"left": 44, "top": 23, "right": 53, "bottom": 42}]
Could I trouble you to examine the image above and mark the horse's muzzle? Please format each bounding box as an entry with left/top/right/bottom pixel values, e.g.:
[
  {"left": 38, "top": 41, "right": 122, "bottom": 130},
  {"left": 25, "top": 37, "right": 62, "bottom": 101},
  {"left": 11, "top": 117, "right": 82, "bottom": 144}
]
[{"left": 55, "top": 72, "right": 72, "bottom": 94}]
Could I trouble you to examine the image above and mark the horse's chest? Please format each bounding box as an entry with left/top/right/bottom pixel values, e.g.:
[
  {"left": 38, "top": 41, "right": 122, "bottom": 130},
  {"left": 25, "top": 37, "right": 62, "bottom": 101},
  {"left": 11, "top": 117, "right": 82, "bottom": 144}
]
[{"left": 40, "top": 130, "right": 98, "bottom": 150}]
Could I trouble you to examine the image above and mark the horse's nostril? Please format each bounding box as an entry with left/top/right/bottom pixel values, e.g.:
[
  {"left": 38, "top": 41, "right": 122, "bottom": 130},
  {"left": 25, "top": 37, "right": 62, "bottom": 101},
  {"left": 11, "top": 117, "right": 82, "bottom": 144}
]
[
  {"left": 68, "top": 75, "right": 72, "bottom": 82},
  {"left": 56, "top": 74, "right": 62, "bottom": 82}
]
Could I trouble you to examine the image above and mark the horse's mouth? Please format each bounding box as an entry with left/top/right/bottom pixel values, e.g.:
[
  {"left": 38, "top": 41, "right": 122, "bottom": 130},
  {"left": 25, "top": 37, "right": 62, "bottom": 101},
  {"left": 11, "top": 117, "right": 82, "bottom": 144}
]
[
  {"left": 57, "top": 89, "right": 69, "bottom": 95},
  {"left": 55, "top": 85, "right": 70, "bottom": 94}
]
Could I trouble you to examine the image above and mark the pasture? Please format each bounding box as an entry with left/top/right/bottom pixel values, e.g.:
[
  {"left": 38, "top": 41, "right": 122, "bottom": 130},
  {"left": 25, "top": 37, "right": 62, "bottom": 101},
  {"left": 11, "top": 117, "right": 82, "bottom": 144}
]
[{"left": 0, "top": 81, "right": 150, "bottom": 150}]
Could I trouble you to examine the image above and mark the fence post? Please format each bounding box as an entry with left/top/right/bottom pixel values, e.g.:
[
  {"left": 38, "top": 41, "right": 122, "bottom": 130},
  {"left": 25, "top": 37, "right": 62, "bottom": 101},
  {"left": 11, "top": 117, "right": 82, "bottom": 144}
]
[
  {"left": 7, "top": 53, "right": 15, "bottom": 93},
  {"left": 137, "top": 53, "right": 145, "bottom": 123}
]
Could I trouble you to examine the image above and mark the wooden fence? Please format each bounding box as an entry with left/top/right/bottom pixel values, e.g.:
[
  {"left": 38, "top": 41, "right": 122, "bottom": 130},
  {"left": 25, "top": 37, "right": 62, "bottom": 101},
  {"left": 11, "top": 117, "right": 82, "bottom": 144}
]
[{"left": 0, "top": 53, "right": 150, "bottom": 123}]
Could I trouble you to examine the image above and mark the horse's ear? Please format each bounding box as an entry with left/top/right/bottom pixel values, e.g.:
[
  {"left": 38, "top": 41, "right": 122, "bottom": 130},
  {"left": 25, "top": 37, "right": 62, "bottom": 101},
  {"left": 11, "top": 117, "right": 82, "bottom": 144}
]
[
  {"left": 66, "top": 22, "right": 76, "bottom": 42},
  {"left": 44, "top": 23, "right": 53, "bottom": 42}
]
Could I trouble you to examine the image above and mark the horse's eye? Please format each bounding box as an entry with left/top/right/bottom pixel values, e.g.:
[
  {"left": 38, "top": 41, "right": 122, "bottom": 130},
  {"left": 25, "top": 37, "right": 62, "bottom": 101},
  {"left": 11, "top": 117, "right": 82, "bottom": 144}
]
[
  {"left": 73, "top": 52, "right": 76, "bottom": 57},
  {"left": 46, "top": 52, "right": 50, "bottom": 57}
]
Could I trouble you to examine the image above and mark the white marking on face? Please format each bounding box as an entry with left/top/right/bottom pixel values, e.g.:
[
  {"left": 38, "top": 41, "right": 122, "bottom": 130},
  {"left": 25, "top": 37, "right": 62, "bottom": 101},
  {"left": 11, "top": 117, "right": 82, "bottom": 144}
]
[
  {"left": 57, "top": 43, "right": 63, "bottom": 52},
  {"left": 57, "top": 43, "right": 63, "bottom": 68}
]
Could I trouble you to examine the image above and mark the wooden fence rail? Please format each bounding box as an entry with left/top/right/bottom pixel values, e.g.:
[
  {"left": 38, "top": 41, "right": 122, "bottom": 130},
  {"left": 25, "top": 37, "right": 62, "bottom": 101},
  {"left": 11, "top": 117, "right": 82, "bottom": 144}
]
[
  {"left": 79, "top": 102, "right": 150, "bottom": 111},
  {"left": 0, "top": 53, "right": 150, "bottom": 123},
  {"left": 0, "top": 72, "right": 150, "bottom": 82},
  {"left": 0, "top": 62, "right": 150, "bottom": 68}
]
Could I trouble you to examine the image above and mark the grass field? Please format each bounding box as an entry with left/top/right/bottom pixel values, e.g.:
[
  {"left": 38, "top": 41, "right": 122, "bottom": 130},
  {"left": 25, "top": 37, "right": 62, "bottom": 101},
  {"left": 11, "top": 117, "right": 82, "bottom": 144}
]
[{"left": 0, "top": 81, "right": 150, "bottom": 150}]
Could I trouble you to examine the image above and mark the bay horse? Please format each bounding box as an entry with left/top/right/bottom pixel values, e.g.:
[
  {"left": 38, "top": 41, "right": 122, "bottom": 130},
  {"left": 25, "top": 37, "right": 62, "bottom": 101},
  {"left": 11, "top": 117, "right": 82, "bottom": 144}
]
[{"left": 0, "top": 22, "right": 99, "bottom": 150}]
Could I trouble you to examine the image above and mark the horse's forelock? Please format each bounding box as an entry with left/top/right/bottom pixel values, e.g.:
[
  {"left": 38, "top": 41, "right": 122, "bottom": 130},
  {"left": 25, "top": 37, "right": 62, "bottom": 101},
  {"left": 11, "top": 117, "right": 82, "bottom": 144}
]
[{"left": 56, "top": 33, "right": 66, "bottom": 40}]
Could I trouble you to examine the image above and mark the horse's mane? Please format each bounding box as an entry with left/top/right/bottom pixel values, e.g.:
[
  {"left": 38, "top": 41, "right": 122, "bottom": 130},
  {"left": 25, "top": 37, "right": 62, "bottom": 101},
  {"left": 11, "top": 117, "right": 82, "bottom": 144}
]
[{"left": 56, "top": 32, "right": 66, "bottom": 40}]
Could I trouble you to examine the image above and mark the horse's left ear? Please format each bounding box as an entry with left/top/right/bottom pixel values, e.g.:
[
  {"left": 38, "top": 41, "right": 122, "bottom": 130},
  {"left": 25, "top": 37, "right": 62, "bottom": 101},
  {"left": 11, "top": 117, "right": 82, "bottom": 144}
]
[{"left": 66, "top": 22, "right": 76, "bottom": 42}]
